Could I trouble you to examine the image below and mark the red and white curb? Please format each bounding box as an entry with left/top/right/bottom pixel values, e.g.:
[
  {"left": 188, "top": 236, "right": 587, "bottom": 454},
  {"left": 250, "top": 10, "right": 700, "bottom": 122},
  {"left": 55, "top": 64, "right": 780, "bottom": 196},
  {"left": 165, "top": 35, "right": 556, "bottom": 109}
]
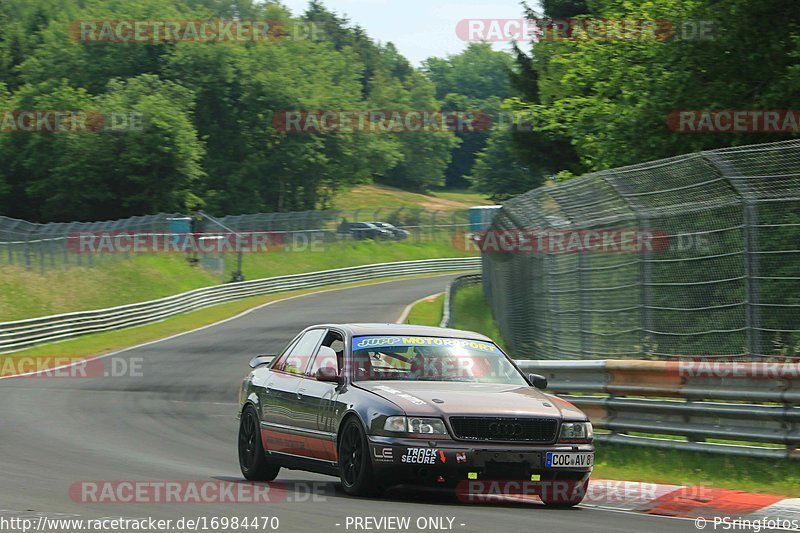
[
  {"left": 496, "top": 479, "right": 800, "bottom": 527},
  {"left": 585, "top": 480, "right": 800, "bottom": 527}
]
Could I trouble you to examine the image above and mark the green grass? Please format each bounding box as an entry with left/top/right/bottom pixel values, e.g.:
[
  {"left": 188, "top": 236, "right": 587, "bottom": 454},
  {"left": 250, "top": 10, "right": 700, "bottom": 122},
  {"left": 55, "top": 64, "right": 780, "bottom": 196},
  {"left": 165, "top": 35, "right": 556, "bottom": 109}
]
[
  {"left": 233, "top": 239, "right": 471, "bottom": 280},
  {"left": 431, "top": 188, "right": 494, "bottom": 206},
  {"left": 401, "top": 282, "right": 508, "bottom": 348},
  {"left": 404, "top": 293, "right": 444, "bottom": 326},
  {"left": 0, "top": 255, "right": 220, "bottom": 321},
  {"left": 593, "top": 442, "right": 800, "bottom": 497},
  {"left": 0, "top": 239, "right": 472, "bottom": 321},
  {"left": 450, "top": 284, "right": 509, "bottom": 352},
  {"left": 331, "top": 184, "right": 492, "bottom": 212}
]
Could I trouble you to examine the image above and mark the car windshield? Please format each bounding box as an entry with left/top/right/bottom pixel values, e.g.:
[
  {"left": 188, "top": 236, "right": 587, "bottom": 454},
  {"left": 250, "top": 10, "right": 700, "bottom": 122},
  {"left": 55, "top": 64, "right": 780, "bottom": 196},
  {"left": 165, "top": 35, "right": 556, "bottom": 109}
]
[{"left": 351, "top": 335, "right": 527, "bottom": 385}]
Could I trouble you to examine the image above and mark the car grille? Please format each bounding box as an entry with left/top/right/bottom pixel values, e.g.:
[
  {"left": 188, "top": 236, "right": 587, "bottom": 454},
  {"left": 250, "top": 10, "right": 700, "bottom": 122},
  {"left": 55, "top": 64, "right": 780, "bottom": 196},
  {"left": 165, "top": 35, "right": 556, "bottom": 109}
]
[{"left": 448, "top": 417, "right": 559, "bottom": 443}]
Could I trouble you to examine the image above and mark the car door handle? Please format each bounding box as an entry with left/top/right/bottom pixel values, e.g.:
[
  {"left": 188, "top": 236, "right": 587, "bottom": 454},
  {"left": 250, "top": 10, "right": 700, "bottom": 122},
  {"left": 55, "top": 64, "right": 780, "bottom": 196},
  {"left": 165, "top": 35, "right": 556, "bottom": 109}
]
[{"left": 297, "top": 388, "right": 306, "bottom": 399}]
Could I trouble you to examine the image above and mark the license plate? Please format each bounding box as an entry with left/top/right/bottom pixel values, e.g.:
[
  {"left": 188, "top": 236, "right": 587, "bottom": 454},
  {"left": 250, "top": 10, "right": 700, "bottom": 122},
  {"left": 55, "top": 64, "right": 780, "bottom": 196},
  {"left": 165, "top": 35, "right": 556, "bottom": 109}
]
[{"left": 545, "top": 452, "right": 594, "bottom": 468}]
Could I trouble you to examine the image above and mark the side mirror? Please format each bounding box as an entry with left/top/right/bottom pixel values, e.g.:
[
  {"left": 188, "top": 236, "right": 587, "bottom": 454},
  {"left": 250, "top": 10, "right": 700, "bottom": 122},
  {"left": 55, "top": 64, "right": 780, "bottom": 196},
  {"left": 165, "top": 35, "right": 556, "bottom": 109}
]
[
  {"left": 529, "top": 373, "right": 548, "bottom": 389},
  {"left": 249, "top": 355, "right": 275, "bottom": 369},
  {"left": 315, "top": 366, "right": 341, "bottom": 383}
]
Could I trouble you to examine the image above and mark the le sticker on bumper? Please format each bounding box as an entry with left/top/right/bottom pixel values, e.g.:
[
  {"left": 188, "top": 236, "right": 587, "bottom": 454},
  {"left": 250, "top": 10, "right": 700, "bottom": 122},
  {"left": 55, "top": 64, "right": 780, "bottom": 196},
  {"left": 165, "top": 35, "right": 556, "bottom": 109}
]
[{"left": 373, "top": 446, "right": 447, "bottom": 465}]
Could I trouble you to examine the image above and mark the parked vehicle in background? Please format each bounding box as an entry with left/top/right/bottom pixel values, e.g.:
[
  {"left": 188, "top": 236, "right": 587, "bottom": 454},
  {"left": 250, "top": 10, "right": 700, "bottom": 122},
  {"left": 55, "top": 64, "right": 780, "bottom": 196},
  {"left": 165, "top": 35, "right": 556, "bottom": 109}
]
[
  {"left": 370, "top": 222, "right": 410, "bottom": 240},
  {"left": 344, "top": 222, "right": 392, "bottom": 240}
]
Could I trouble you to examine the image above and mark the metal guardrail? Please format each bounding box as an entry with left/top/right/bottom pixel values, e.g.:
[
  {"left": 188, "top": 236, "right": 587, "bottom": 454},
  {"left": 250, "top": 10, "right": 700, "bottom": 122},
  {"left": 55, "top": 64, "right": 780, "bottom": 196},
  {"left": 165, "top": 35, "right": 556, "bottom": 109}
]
[
  {"left": 517, "top": 359, "right": 800, "bottom": 459},
  {"left": 0, "top": 257, "right": 480, "bottom": 353},
  {"left": 440, "top": 273, "right": 482, "bottom": 328}
]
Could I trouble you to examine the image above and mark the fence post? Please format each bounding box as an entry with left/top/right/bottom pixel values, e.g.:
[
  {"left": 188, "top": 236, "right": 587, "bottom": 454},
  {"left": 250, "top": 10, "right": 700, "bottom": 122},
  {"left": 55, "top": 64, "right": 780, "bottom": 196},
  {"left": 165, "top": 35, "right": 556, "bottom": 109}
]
[
  {"left": 639, "top": 214, "right": 654, "bottom": 353},
  {"left": 742, "top": 200, "right": 762, "bottom": 357},
  {"left": 24, "top": 235, "right": 31, "bottom": 271},
  {"left": 603, "top": 173, "right": 652, "bottom": 356},
  {"left": 546, "top": 252, "right": 560, "bottom": 357},
  {"left": 578, "top": 251, "right": 590, "bottom": 358},
  {"left": 705, "top": 151, "right": 762, "bottom": 358}
]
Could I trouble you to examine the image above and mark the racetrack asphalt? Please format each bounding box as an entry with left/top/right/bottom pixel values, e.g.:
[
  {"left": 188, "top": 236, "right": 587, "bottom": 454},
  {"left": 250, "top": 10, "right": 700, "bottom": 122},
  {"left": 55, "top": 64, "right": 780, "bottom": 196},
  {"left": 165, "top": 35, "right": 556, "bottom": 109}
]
[{"left": 0, "top": 274, "right": 697, "bottom": 532}]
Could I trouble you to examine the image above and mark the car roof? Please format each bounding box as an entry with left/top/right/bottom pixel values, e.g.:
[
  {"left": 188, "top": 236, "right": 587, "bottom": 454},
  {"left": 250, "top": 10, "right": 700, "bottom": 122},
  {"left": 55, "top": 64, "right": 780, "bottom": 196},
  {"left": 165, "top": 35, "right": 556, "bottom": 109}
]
[{"left": 310, "top": 323, "right": 494, "bottom": 342}]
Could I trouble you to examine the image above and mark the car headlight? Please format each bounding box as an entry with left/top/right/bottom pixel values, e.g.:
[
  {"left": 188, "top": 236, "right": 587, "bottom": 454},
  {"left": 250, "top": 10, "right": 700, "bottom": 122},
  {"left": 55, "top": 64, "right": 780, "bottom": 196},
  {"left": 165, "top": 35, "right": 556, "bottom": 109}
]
[
  {"left": 559, "top": 421, "right": 593, "bottom": 443},
  {"left": 383, "top": 416, "right": 449, "bottom": 438},
  {"left": 384, "top": 416, "right": 407, "bottom": 432}
]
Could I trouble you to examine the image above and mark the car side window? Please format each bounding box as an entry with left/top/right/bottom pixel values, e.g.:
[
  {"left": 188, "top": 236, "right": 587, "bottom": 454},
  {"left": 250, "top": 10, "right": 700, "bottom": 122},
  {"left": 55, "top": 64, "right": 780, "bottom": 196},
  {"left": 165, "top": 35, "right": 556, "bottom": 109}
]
[
  {"left": 270, "top": 335, "right": 301, "bottom": 371},
  {"left": 307, "top": 330, "right": 344, "bottom": 376},
  {"left": 279, "top": 329, "right": 325, "bottom": 375}
]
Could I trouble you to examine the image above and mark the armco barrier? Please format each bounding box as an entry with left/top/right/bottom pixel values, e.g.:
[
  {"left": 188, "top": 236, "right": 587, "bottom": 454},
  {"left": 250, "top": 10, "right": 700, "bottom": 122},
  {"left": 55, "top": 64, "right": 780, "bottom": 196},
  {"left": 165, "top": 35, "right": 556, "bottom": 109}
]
[
  {"left": 0, "top": 257, "right": 480, "bottom": 353},
  {"left": 518, "top": 359, "right": 800, "bottom": 459}
]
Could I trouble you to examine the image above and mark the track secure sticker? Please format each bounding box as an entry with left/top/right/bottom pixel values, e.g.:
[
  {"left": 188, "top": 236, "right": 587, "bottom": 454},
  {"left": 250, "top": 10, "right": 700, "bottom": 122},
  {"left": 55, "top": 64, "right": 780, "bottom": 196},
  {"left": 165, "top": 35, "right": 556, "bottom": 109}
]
[
  {"left": 352, "top": 336, "right": 499, "bottom": 354},
  {"left": 401, "top": 448, "right": 439, "bottom": 465}
]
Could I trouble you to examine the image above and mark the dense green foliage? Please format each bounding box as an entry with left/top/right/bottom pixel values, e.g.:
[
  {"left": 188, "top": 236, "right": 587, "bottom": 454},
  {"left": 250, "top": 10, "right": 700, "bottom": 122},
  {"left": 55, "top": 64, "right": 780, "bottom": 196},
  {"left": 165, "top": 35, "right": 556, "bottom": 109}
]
[
  {"left": 0, "top": 0, "right": 464, "bottom": 221},
  {"left": 469, "top": 0, "right": 799, "bottom": 200},
  {"left": 516, "top": 0, "right": 800, "bottom": 171},
  {"left": 1, "top": 0, "right": 797, "bottom": 220},
  {"left": 422, "top": 43, "right": 515, "bottom": 189}
]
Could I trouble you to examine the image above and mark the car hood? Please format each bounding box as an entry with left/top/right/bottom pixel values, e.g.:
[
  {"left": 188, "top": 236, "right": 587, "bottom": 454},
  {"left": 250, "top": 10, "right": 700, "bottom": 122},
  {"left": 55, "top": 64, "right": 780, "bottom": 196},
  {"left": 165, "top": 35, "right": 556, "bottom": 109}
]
[{"left": 354, "top": 380, "right": 585, "bottom": 419}]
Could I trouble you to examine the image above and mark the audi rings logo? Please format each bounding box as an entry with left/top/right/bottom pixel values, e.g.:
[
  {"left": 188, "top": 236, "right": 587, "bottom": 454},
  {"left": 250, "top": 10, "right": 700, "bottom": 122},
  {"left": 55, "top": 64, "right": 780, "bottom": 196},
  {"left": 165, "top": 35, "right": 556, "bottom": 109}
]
[{"left": 488, "top": 422, "right": 523, "bottom": 437}]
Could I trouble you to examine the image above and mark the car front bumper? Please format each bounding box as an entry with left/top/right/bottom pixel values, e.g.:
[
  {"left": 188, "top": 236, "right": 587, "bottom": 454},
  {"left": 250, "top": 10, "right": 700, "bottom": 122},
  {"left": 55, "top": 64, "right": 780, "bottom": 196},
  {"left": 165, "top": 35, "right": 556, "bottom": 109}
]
[{"left": 368, "top": 436, "right": 593, "bottom": 489}]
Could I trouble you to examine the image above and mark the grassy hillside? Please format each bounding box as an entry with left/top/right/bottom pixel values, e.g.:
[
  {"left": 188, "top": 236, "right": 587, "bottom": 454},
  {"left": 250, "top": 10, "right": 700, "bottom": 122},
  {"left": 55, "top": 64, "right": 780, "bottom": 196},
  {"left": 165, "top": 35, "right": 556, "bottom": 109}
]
[
  {"left": 0, "top": 184, "right": 488, "bottom": 321},
  {"left": 331, "top": 184, "right": 493, "bottom": 212},
  {"left": 0, "top": 239, "right": 473, "bottom": 321}
]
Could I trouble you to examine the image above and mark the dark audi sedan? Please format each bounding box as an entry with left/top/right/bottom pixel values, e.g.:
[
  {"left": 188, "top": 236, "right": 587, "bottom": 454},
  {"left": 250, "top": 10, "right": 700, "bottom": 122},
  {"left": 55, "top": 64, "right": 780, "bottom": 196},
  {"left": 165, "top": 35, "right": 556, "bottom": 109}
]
[{"left": 237, "top": 324, "right": 593, "bottom": 506}]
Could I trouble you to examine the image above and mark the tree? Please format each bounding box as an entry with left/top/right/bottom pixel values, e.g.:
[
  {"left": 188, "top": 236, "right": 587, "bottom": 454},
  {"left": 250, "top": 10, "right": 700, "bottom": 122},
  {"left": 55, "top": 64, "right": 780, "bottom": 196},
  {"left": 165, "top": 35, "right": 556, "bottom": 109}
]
[
  {"left": 422, "top": 43, "right": 515, "bottom": 187},
  {"left": 13, "top": 75, "right": 204, "bottom": 221},
  {"left": 0, "top": 0, "right": 457, "bottom": 220},
  {"left": 469, "top": 128, "right": 546, "bottom": 202},
  {"left": 516, "top": 0, "right": 800, "bottom": 171}
]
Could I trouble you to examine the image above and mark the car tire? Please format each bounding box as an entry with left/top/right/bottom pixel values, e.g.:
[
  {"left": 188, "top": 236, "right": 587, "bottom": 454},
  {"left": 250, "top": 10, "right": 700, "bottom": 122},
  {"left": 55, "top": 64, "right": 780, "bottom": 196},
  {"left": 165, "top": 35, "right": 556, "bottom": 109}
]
[
  {"left": 338, "top": 418, "right": 381, "bottom": 497},
  {"left": 238, "top": 405, "right": 280, "bottom": 481},
  {"left": 540, "top": 479, "right": 588, "bottom": 508}
]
